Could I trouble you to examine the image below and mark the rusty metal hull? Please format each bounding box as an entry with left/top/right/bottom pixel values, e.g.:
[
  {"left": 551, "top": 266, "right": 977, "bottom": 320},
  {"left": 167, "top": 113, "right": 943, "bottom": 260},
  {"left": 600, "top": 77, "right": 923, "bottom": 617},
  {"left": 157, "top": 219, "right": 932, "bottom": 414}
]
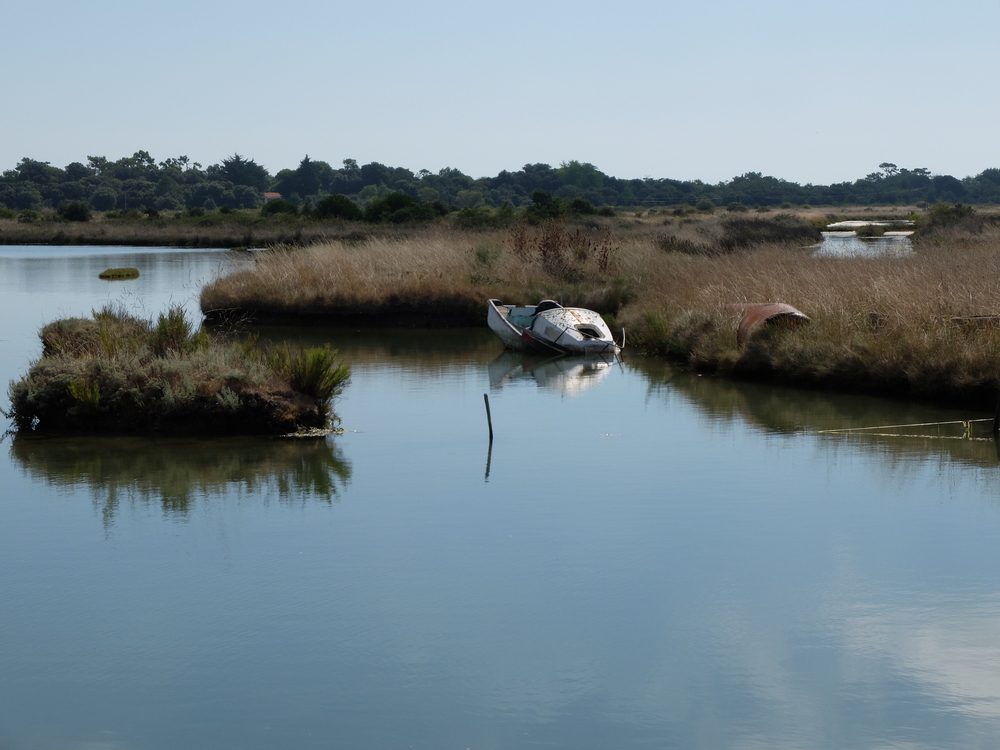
[{"left": 736, "top": 303, "right": 810, "bottom": 347}]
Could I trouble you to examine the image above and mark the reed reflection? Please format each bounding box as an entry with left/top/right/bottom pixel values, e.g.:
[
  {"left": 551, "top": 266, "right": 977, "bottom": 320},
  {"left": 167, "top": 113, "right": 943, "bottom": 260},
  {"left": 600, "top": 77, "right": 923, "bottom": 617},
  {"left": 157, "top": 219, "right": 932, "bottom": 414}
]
[
  {"left": 10, "top": 435, "right": 352, "bottom": 524},
  {"left": 631, "top": 356, "right": 1000, "bottom": 469}
]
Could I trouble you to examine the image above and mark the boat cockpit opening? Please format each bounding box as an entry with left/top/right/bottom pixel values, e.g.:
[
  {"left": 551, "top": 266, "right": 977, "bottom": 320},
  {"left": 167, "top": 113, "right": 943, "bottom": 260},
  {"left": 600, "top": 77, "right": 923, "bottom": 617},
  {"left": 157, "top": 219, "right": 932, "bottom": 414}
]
[
  {"left": 576, "top": 325, "right": 603, "bottom": 339},
  {"left": 535, "top": 299, "right": 562, "bottom": 313}
]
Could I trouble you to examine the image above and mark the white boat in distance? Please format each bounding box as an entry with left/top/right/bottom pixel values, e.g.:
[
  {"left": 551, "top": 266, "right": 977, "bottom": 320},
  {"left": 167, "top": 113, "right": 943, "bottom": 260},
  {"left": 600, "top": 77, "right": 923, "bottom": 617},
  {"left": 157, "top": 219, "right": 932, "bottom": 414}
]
[{"left": 487, "top": 299, "right": 621, "bottom": 355}]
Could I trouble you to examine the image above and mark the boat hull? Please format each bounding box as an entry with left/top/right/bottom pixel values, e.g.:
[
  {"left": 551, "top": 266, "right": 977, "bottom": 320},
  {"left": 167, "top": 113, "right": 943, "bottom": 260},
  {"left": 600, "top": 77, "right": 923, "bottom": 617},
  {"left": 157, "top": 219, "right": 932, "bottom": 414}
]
[{"left": 487, "top": 299, "right": 620, "bottom": 355}]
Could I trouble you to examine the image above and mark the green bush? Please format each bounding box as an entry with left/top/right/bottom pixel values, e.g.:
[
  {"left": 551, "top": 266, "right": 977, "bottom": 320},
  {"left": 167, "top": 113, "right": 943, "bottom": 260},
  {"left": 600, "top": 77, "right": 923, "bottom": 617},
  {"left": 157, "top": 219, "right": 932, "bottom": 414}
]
[
  {"left": 17, "top": 209, "right": 41, "bottom": 223},
  {"left": 363, "top": 192, "right": 435, "bottom": 223},
  {"left": 525, "top": 190, "right": 565, "bottom": 221},
  {"left": 695, "top": 199, "right": 715, "bottom": 213},
  {"left": 726, "top": 202, "right": 749, "bottom": 213},
  {"left": 261, "top": 199, "right": 299, "bottom": 217},
  {"left": 313, "top": 194, "right": 363, "bottom": 221},
  {"left": 569, "top": 198, "right": 597, "bottom": 215},
  {"left": 56, "top": 200, "right": 92, "bottom": 222},
  {"left": 269, "top": 345, "right": 350, "bottom": 404},
  {"left": 149, "top": 306, "right": 209, "bottom": 356},
  {"left": 0, "top": 207, "right": 17, "bottom": 220}
]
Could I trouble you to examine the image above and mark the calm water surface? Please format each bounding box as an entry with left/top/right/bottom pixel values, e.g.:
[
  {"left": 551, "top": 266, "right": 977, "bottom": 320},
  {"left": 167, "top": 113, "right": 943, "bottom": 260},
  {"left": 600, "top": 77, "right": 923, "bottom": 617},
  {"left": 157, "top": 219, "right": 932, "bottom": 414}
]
[{"left": 2, "top": 246, "right": 1000, "bottom": 749}]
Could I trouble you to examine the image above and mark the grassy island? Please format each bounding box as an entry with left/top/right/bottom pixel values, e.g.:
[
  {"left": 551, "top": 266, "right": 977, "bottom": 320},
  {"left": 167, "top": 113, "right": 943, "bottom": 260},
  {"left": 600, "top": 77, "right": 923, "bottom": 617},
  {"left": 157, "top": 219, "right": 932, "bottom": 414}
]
[
  {"left": 7, "top": 306, "right": 349, "bottom": 435},
  {"left": 200, "top": 205, "right": 1000, "bottom": 410}
]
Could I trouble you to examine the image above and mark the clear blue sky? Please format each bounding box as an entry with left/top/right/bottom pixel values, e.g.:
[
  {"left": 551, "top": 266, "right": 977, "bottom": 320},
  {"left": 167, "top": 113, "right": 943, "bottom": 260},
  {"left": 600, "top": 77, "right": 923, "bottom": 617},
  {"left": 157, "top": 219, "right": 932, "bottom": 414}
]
[{"left": 3, "top": 0, "right": 997, "bottom": 185}]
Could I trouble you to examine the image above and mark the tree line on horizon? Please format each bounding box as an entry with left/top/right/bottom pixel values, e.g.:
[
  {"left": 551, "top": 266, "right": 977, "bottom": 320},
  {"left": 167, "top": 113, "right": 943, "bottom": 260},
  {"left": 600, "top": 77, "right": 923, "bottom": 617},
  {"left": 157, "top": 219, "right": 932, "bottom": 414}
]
[{"left": 2, "top": 152, "right": 999, "bottom": 215}]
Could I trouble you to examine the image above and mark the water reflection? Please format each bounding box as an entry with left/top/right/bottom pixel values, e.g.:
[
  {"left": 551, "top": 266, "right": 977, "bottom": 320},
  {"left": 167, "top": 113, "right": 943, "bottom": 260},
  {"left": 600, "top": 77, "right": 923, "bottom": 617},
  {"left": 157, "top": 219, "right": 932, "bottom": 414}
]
[
  {"left": 815, "top": 232, "right": 914, "bottom": 258},
  {"left": 10, "top": 434, "right": 352, "bottom": 523},
  {"left": 634, "top": 361, "right": 1000, "bottom": 469},
  {"left": 488, "top": 351, "right": 616, "bottom": 395},
  {"left": 234, "top": 324, "right": 500, "bottom": 373}
]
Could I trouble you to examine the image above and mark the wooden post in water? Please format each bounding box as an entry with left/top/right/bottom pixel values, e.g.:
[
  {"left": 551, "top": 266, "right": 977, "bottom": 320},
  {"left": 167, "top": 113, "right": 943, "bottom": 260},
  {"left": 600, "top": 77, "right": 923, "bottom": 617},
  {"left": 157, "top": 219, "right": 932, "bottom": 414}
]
[{"left": 484, "top": 393, "right": 494, "bottom": 442}]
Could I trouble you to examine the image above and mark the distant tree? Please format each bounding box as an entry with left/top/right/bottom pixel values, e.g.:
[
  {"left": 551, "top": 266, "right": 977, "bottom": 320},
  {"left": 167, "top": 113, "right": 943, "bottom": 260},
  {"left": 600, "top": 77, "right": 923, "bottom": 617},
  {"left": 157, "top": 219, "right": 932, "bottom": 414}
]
[
  {"left": 89, "top": 187, "right": 118, "bottom": 211},
  {"left": 557, "top": 160, "right": 604, "bottom": 190},
  {"left": 878, "top": 162, "right": 899, "bottom": 177},
  {"left": 220, "top": 154, "right": 271, "bottom": 191},
  {"left": 233, "top": 186, "right": 262, "bottom": 209},
  {"left": 295, "top": 155, "right": 323, "bottom": 197},
  {"left": 525, "top": 189, "right": 564, "bottom": 221},
  {"left": 931, "top": 175, "right": 966, "bottom": 202},
  {"left": 15, "top": 158, "right": 61, "bottom": 184},
  {"left": 64, "top": 162, "right": 94, "bottom": 181}
]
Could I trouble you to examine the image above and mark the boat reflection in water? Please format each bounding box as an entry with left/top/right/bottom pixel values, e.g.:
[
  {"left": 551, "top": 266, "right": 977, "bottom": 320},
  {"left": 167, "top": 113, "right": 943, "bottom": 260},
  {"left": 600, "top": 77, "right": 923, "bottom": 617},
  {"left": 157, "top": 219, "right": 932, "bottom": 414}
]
[{"left": 488, "top": 351, "right": 616, "bottom": 396}]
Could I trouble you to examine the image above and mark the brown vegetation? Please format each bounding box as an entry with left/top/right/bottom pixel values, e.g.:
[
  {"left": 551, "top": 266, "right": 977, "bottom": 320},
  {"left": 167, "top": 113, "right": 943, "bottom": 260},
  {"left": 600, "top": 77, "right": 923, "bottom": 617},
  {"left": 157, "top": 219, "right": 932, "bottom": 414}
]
[{"left": 199, "top": 208, "right": 1000, "bottom": 408}]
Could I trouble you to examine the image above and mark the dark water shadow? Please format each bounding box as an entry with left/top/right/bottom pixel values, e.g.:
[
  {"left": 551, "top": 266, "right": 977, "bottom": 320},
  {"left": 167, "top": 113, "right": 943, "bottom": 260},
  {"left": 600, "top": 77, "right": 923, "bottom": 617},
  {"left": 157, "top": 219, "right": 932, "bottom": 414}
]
[{"left": 10, "top": 434, "right": 352, "bottom": 525}]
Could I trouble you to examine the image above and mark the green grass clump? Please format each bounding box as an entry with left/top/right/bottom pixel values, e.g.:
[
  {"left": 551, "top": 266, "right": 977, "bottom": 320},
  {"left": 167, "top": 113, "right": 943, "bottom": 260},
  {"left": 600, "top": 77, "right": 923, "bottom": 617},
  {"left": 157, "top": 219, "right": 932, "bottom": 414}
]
[
  {"left": 8, "top": 305, "right": 350, "bottom": 434},
  {"left": 268, "top": 345, "right": 351, "bottom": 403}
]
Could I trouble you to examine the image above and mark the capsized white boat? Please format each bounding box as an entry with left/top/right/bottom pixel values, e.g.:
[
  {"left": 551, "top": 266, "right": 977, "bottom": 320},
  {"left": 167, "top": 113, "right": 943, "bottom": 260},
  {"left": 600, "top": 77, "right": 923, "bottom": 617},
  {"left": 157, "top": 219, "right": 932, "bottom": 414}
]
[{"left": 487, "top": 299, "right": 621, "bottom": 355}]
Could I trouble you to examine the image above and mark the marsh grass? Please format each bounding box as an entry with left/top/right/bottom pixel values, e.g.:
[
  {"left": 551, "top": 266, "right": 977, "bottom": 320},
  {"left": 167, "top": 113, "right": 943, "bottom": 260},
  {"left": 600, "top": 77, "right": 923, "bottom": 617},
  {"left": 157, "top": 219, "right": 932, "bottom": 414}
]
[
  {"left": 0, "top": 210, "right": 376, "bottom": 249},
  {"left": 9, "top": 305, "right": 349, "bottom": 434},
  {"left": 201, "top": 223, "right": 635, "bottom": 325},
  {"left": 199, "top": 210, "right": 1000, "bottom": 407},
  {"left": 621, "top": 221, "right": 1000, "bottom": 405}
]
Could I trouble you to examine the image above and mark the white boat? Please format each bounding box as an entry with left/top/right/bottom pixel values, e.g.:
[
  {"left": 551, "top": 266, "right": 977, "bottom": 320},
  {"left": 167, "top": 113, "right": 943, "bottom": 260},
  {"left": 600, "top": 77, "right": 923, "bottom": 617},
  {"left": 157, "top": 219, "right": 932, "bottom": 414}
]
[{"left": 487, "top": 299, "right": 621, "bottom": 355}]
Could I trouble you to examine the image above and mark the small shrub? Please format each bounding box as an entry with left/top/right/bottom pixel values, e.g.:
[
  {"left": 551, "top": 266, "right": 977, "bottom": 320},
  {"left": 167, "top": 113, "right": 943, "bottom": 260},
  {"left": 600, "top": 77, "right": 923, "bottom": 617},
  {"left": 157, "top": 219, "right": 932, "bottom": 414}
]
[
  {"left": 260, "top": 198, "right": 299, "bottom": 216},
  {"left": 473, "top": 241, "right": 502, "bottom": 266},
  {"left": 149, "top": 306, "right": 209, "bottom": 356},
  {"left": 695, "top": 199, "right": 715, "bottom": 213},
  {"left": 0, "top": 207, "right": 17, "bottom": 219},
  {"left": 313, "top": 194, "right": 363, "bottom": 221},
  {"left": 187, "top": 206, "right": 206, "bottom": 218},
  {"left": 726, "top": 202, "right": 748, "bottom": 213},
  {"left": 17, "top": 209, "right": 41, "bottom": 223}
]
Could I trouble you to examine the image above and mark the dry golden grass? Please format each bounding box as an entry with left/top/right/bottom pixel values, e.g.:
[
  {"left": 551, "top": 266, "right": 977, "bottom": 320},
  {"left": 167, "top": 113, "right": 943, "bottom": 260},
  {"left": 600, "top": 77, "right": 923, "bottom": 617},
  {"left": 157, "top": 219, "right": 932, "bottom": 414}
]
[{"left": 201, "top": 224, "right": 635, "bottom": 323}]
